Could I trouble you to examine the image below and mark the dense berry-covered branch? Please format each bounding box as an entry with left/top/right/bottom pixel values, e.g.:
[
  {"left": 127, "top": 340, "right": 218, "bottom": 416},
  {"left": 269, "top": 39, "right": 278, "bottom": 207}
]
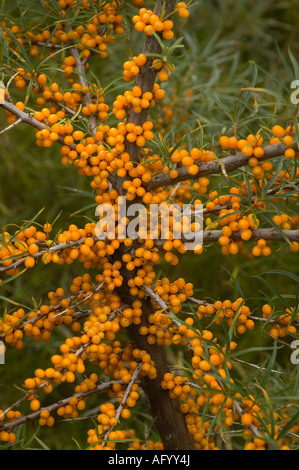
[
  {"left": 1, "top": 0, "right": 298, "bottom": 452},
  {"left": 0, "top": 99, "right": 76, "bottom": 149},
  {"left": 147, "top": 142, "right": 298, "bottom": 190},
  {"left": 0, "top": 380, "right": 125, "bottom": 433}
]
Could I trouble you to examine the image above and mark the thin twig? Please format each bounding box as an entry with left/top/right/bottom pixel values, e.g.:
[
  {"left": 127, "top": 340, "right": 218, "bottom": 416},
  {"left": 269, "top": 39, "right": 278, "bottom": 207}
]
[
  {"left": 49, "top": 283, "right": 104, "bottom": 321},
  {"left": 143, "top": 284, "right": 182, "bottom": 330},
  {"left": 0, "top": 117, "right": 22, "bottom": 135},
  {"left": 232, "top": 357, "right": 286, "bottom": 375},
  {"left": 101, "top": 364, "right": 142, "bottom": 447}
]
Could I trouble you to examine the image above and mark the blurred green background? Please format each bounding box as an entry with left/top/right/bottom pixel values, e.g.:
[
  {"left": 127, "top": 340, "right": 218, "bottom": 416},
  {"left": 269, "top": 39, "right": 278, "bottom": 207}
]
[{"left": 0, "top": 0, "right": 299, "bottom": 449}]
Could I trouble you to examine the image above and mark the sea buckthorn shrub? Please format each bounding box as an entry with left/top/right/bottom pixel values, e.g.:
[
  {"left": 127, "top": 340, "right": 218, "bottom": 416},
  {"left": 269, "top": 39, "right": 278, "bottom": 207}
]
[{"left": 0, "top": 0, "right": 299, "bottom": 451}]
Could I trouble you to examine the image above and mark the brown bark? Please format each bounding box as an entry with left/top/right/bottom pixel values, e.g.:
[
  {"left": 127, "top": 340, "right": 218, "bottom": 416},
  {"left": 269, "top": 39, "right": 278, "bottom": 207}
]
[
  {"left": 154, "top": 228, "right": 299, "bottom": 249},
  {"left": 116, "top": 0, "right": 194, "bottom": 450},
  {"left": 125, "top": 0, "right": 177, "bottom": 165},
  {"left": 117, "top": 284, "right": 194, "bottom": 450},
  {"left": 0, "top": 381, "right": 123, "bottom": 432},
  {"left": 147, "top": 143, "right": 298, "bottom": 190}
]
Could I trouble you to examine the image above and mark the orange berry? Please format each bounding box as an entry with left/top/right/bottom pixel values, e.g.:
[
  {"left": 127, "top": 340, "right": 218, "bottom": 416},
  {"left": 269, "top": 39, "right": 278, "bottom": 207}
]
[
  {"left": 158, "top": 70, "right": 169, "bottom": 82},
  {"left": 272, "top": 125, "right": 285, "bottom": 138},
  {"left": 37, "top": 74, "right": 47, "bottom": 86},
  {"left": 25, "top": 256, "right": 35, "bottom": 269},
  {"left": 219, "top": 136, "right": 230, "bottom": 148},
  {"left": 30, "top": 399, "right": 40, "bottom": 412},
  {"left": 285, "top": 148, "right": 295, "bottom": 159},
  {"left": 73, "top": 130, "right": 84, "bottom": 141}
]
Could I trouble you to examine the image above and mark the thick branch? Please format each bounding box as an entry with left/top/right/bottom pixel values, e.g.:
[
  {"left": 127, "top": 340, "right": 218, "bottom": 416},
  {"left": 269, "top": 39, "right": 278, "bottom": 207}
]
[
  {"left": 0, "top": 236, "right": 92, "bottom": 274},
  {"left": 125, "top": 0, "right": 177, "bottom": 163},
  {"left": 155, "top": 228, "right": 299, "bottom": 249},
  {"left": 114, "top": 0, "right": 194, "bottom": 450},
  {"left": 203, "top": 228, "right": 299, "bottom": 243},
  {"left": 116, "top": 251, "right": 194, "bottom": 448},
  {"left": 203, "top": 179, "right": 299, "bottom": 215},
  {"left": 0, "top": 380, "right": 124, "bottom": 432},
  {"left": 0, "top": 100, "right": 76, "bottom": 149},
  {"left": 125, "top": 295, "right": 194, "bottom": 450},
  {"left": 148, "top": 143, "right": 297, "bottom": 190}
]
